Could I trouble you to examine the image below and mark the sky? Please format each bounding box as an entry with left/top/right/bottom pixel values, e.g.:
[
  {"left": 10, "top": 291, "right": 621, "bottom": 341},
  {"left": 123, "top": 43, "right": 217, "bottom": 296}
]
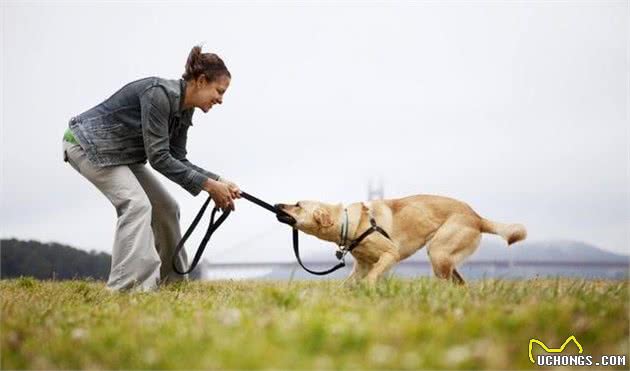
[{"left": 1, "top": 1, "right": 628, "bottom": 263}]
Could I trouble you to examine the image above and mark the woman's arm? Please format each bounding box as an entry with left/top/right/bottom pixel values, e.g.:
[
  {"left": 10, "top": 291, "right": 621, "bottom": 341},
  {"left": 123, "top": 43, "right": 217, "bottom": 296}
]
[
  {"left": 140, "top": 86, "right": 209, "bottom": 196},
  {"left": 141, "top": 87, "right": 236, "bottom": 209}
]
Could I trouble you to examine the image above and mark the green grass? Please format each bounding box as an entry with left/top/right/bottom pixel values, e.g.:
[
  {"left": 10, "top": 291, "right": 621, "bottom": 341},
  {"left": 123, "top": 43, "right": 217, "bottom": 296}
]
[{"left": 1, "top": 277, "right": 628, "bottom": 369}]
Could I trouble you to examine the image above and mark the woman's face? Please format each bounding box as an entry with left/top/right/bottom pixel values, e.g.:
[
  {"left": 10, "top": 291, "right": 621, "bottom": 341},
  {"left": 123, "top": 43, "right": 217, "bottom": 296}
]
[{"left": 192, "top": 75, "right": 230, "bottom": 113}]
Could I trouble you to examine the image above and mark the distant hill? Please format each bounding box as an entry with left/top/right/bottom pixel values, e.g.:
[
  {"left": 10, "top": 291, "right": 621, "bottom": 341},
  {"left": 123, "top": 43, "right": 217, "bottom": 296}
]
[
  {"left": 0, "top": 239, "right": 204, "bottom": 280},
  {"left": 469, "top": 239, "right": 629, "bottom": 263},
  {"left": 298, "top": 238, "right": 629, "bottom": 264},
  {"left": 1, "top": 239, "right": 111, "bottom": 280}
]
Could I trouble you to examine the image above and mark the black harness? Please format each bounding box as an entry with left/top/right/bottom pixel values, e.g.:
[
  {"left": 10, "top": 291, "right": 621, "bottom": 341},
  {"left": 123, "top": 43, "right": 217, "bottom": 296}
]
[
  {"left": 336, "top": 214, "right": 391, "bottom": 259},
  {"left": 172, "top": 192, "right": 392, "bottom": 276}
]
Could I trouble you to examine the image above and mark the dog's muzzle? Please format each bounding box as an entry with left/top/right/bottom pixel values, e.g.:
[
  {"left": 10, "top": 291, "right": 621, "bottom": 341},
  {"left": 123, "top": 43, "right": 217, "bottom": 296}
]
[{"left": 274, "top": 204, "right": 297, "bottom": 226}]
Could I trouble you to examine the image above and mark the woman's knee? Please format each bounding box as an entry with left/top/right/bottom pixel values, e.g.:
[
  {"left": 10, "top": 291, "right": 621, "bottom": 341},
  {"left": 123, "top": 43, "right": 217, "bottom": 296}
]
[
  {"left": 116, "top": 195, "right": 153, "bottom": 218},
  {"left": 152, "top": 199, "right": 180, "bottom": 220}
]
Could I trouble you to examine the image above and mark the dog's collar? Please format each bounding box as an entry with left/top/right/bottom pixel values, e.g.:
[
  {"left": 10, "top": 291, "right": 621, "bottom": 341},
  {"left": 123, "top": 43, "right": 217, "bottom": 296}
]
[{"left": 338, "top": 208, "right": 349, "bottom": 247}]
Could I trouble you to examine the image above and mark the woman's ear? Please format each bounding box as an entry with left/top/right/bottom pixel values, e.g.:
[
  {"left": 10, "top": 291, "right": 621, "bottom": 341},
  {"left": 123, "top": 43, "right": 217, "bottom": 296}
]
[
  {"left": 195, "top": 75, "right": 207, "bottom": 88},
  {"left": 313, "top": 207, "right": 334, "bottom": 228}
]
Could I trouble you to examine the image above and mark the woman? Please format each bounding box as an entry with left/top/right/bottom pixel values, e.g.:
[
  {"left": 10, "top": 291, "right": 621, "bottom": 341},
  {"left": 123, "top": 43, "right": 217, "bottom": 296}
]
[{"left": 62, "top": 45, "right": 241, "bottom": 292}]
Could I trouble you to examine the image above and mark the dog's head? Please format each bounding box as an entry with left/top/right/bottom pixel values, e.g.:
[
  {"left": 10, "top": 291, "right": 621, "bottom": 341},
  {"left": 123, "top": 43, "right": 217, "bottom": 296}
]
[{"left": 275, "top": 201, "right": 340, "bottom": 238}]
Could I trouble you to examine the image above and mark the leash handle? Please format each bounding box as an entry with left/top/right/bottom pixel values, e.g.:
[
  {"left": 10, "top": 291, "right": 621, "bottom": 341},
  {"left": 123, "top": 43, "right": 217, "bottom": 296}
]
[{"left": 172, "top": 196, "right": 231, "bottom": 275}]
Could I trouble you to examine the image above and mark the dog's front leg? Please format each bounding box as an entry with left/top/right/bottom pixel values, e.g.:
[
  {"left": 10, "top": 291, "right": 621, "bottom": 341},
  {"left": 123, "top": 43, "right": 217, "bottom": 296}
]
[
  {"left": 339, "top": 261, "right": 369, "bottom": 287},
  {"left": 339, "top": 263, "right": 358, "bottom": 287},
  {"left": 365, "top": 252, "right": 398, "bottom": 287}
]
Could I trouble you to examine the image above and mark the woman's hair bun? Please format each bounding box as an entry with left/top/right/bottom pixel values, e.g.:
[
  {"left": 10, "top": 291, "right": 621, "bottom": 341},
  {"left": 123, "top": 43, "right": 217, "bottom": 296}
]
[{"left": 182, "top": 45, "right": 231, "bottom": 82}]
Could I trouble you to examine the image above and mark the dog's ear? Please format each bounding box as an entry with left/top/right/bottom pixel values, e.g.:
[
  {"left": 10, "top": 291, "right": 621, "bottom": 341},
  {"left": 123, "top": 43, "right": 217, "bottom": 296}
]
[{"left": 313, "top": 207, "right": 334, "bottom": 228}]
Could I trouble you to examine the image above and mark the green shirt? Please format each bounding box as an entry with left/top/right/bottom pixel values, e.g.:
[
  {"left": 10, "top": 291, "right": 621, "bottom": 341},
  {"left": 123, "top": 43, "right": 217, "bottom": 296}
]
[{"left": 63, "top": 128, "right": 79, "bottom": 145}]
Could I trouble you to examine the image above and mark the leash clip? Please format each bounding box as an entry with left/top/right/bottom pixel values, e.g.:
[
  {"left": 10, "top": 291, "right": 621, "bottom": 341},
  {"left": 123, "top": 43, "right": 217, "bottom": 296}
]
[{"left": 335, "top": 248, "right": 348, "bottom": 262}]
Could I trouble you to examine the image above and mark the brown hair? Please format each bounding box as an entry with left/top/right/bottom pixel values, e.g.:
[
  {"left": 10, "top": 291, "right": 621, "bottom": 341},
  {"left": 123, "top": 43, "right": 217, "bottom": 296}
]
[{"left": 182, "top": 45, "right": 231, "bottom": 82}]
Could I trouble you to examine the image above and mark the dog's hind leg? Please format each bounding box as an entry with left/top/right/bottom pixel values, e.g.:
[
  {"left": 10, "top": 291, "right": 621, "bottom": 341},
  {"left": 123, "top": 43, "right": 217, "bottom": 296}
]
[
  {"left": 452, "top": 269, "right": 466, "bottom": 285},
  {"left": 429, "top": 253, "right": 456, "bottom": 281},
  {"left": 428, "top": 214, "right": 481, "bottom": 285},
  {"left": 429, "top": 253, "right": 468, "bottom": 285}
]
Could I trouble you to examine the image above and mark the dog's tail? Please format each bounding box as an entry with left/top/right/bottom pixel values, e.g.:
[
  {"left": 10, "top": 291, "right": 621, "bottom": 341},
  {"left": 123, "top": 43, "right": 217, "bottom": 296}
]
[{"left": 480, "top": 218, "right": 527, "bottom": 245}]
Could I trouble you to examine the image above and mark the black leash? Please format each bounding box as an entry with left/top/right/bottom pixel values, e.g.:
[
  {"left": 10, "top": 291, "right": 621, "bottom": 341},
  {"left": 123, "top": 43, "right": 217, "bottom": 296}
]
[
  {"left": 172, "top": 191, "right": 349, "bottom": 275},
  {"left": 291, "top": 229, "right": 346, "bottom": 275}
]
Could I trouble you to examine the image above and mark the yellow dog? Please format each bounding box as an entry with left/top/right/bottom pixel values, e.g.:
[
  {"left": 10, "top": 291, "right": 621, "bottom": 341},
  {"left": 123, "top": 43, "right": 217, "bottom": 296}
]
[{"left": 276, "top": 194, "right": 526, "bottom": 285}]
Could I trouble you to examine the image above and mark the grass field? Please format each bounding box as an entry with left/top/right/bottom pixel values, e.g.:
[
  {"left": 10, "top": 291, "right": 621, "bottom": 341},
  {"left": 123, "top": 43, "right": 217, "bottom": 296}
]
[{"left": 1, "top": 277, "right": 628, "bottom": 369}]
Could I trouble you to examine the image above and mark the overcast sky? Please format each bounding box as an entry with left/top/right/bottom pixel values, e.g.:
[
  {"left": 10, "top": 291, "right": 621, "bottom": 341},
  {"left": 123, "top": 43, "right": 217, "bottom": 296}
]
[{"left": 1, "top": 1, "right": 628, "bottom": 263}]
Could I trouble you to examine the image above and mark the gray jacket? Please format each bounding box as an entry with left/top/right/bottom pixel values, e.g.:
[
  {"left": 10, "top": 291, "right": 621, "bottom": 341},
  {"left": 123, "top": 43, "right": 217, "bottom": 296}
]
[{"left": 69, "top": 77, "right": 219, "bottom": 196}]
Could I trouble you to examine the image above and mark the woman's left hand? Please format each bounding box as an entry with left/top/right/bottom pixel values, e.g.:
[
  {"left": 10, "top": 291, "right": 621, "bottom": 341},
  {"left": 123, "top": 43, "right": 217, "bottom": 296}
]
[{"left": 219, "top": 177, "right": 242, "bottom": 199}]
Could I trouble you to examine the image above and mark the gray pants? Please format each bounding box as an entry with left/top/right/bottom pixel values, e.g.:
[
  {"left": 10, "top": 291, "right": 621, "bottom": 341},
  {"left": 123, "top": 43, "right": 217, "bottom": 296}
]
[{"left": 62, "top": 139, "right": 188, "bottom": 292}]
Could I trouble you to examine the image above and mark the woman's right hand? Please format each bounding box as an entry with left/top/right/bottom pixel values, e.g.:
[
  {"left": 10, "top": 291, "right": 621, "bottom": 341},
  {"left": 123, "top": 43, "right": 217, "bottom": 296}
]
[{"left": 203, "top": 178, "right": 235, "bottom": 211}]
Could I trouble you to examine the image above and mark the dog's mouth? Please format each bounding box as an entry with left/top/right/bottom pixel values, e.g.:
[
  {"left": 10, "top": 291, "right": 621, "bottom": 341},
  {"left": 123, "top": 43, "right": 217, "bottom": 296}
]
[
  {"left": 274, "top": 205, "right": 297, "bottom": 226},
  {"left": 276, "top": 212, "right": 296, "bottom": 226}
]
